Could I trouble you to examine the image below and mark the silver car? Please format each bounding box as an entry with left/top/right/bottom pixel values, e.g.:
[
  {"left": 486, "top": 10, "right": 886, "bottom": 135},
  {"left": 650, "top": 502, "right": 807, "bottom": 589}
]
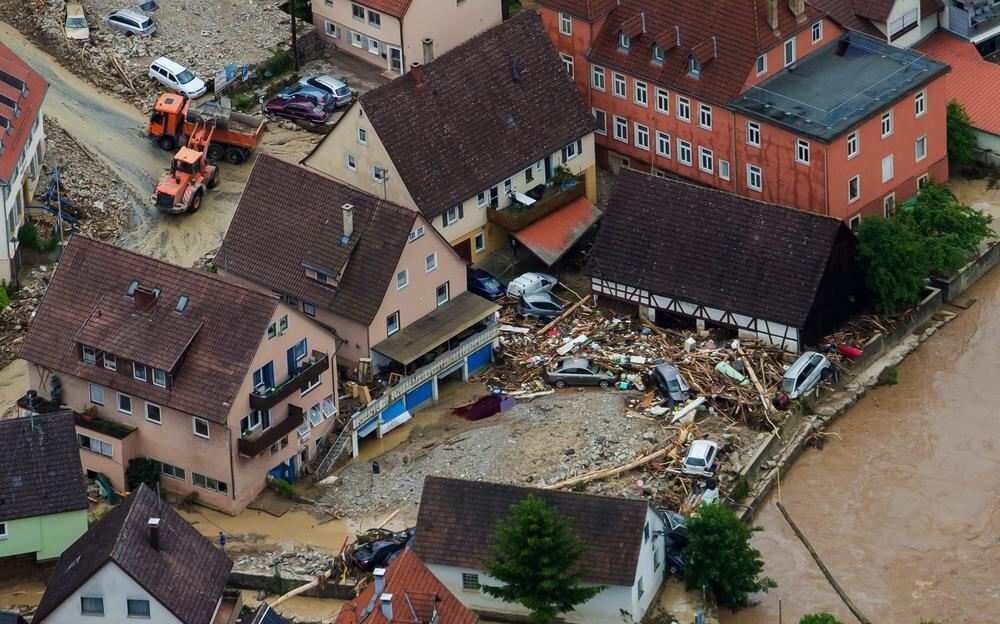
[
  {"left": 516, "top": 292, "right": 563, "bottom": 321},
  {"left": 782, "top": 351, "right": 832, "bottom": 399},
  {"left": 105, "top": 9, "right": 156, "bottom": 36},
  {"left": 651, "top": 364, "right": 691, "bottom": 402},
  {"left": 299, "top": 75, "right": 354, "bottom": 107},
  {"left": 547, "top": 358, "right": 616, "bottom": 388}
]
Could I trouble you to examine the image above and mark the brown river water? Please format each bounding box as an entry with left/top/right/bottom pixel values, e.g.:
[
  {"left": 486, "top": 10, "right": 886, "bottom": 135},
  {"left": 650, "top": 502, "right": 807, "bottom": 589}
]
[{"left": 724, "top": 267, "right": 1000, "bottom": 624}]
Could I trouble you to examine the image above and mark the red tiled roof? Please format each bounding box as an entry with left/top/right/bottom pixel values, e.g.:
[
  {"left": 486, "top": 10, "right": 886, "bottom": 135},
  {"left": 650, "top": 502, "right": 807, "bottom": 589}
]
[
  {"left": 0, "top": 42, "right": 48, "bottom": 185},
  {"left": 512, "top": 196, "right": 602, "bottom": 265},
  {"left": 537, "top": 0, "right": 618, "bottom": 21},
  {"left": 20, "top": 236, "right": 279, "bottom": 424},
  {"left": 333, "top": 550, "right": 478, "bottom": 624},
  {"left": 587, "top": 0, "right": 824, "bottom": 104},
  {"left": 850, "top": 0, "right": 896, "bottom": 21},
  {"left": 807, "top": 0, "right": 882, "bottom": 37},
  {"left": 353, "top": 0, "right": 411, "bottom": 19},
  {"left": 918, "top": 31, "right": 1000, "bottom": 136}
]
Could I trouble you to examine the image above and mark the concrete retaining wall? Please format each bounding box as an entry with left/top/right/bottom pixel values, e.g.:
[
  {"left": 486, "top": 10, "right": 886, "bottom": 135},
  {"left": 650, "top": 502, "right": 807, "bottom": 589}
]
[
  {"left": 930, "top": 242, "right": 1000, "bottom": 303},
  {"left": 228, "top": 570, "right": 357, "bottom": 600},
  {"left": 842, "top": 286, "right": 942, "bottom": 374}
]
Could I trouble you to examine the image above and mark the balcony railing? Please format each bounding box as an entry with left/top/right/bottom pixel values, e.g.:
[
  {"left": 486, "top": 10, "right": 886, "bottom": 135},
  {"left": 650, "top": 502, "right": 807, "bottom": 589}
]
[
  {"left": 238, "top": 404, "right": 304, "bottom": 458},
  {"left": 487, "top": 176, "right": 585, "bottom": 232},
  {"left": 249, "top": 351, "right": 330, "bottom": 411}
]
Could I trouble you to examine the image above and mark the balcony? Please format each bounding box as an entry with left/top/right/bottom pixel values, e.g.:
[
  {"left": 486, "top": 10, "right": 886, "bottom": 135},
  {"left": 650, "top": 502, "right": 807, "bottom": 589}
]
[
  {"left": 487, "top": 175, "right": 585, "bottom": 232},
  {"left": 238, "top": 404, "right": 304, "bottom": 458},
  {"left": 249, "top": 351, "right": 330, "bottom": 411},
  {"left": 949, "top": 1, "right": 1000, "bottom": 39}
]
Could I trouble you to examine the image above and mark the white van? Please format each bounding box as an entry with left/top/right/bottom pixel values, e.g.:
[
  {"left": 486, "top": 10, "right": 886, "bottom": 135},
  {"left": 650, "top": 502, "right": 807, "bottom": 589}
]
[{"left": 148, "top": 57, "right": 206, "bottom": 98}]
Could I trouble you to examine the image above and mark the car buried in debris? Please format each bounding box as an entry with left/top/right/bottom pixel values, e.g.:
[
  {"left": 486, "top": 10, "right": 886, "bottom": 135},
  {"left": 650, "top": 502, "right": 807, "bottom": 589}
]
[{"left": 547, "top": 357, "right": 616, "bottom": 388}]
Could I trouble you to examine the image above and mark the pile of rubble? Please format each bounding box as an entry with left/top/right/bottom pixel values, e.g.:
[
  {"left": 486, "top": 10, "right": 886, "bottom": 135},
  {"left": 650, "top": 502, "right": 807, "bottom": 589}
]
[
  {"left": 234, "top": 541, "right": 336, "bottom": 577},
  {"left": 0, "top": 267, "right": 49, "bottom": 369}
]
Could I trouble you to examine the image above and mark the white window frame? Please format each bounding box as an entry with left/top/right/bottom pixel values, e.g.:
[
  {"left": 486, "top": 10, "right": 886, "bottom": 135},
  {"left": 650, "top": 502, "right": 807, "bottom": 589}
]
[
  {"left": 634, "top": 123, "right": 650, "bottom": 150},
  {"left": 192, "top": 472, "right": 227, "bottom": 494},
  {"left": 619, "top": 31, "right": 630, "bottom": 50},
  {"left": 462, "top": 573, "right": 481, "bottom": 591},
  {"left": 386, "top": 311, "right": 401, "bottom": 335},
  {"left": 103, "top": 354, "right": 116, "bottom": 371},
  {"left": 373, "top": 165, "right": 387, "bottom": 182},
  {"left": 425, "top": 252, "right": 437, "bottom": 273},
  {"left": 698, "top": 146, "right": 714, "bottom": 174},
  {"left": 396, "top": 268, "right": 409, "bottom": 290},
  {"left": 655, "top": 88, "right": 669, "bottom": 115},
  {"left": 351, "top": 3, "right": 365, "bottom": 20},
  {"left": 915, "top": 135, "right": 927, "bottom": 162},
  {"left": 83, "top": 346, "right": 96, "bottom": 364},
  {"left": 409, "top": 225, "right": 425, "bottom": 241},
  {"left": 652, "top": 44, "right": 665, "bottom": 64},
  {"left": 848, "top": 175, "right": 861, "bottom": 203},
  {"left": 145, "top": 401, "right": 162, "bottom": 424},
  {"left": 747, "top": 164, "right": 763, "bottom": 192},
  {"left": 89, "top": 384, "right": 104, "bottom": 405},
  {"left": 153, "top": 368, "right": 167, "bottom": 388},
  {"left": 678, "top": 139, "right": 692, "bottom": 166},
  {"left": 849, "top": 214, "right": 861, "bottom": 232},
  {"left": 612, "top": 72, "right": 626, "bottom": 98},
  {"left": 677, "top": 96, "right": 691, "bottom": 122},
  {"left": 133, "top": 362, "right": 147, "bottom": 382},
  {"left": 634, "top": 80, "right": 648, "bottom": 107},
  {"left": 591, "top": 66, "right": 605, "bottom": 91},
  {"left": 358, "top": 127, "right": 367, "bottom": 145},
  {"left": 80, "top": 597, "right": 105, "bottom": 616},
  {"left": 367, "top": 9, "right": 381, "bottom": 28},
  {"left": 443, "top": 205, "right": 461, "bottom": 226},
  {"left": 474, "top": 231, "right": 486, "bottom": 253},
  {"left": 655, "top": 131, "right": 671, "bottom": 158},
  {"left": 756, "top": 54, "right": 767, "bottom": 76},
  {"left": 796, "top": 138, "right": 810, "bottom": 165},
  {"left": 747, "top": 121, "right": 761, "bottom": 147},
  {"left": 346, "top": 154, "right": 357, "bottom": 171},
  {"left": 784, "top": 38, "right": 796, "bottom": 66},
  {"left": 592, "top": 108, "right": 607, "bottom": 135},
  {"left": 882, "top": 154, "right": 894, "bottom": 182},
  {"left": 324, "top": 21, "right": 340, "bottom": 38},
  {"left": 436, "top": 282, "right": 450, "bottom": 307},
  {"left": 613, "top": 116, "right": 628, "bottom": 143},
  {"left": 719, "top": 159, "right": 731, "bottom": 180},
  {"left": 884, "top": 193, "right": 897, "bottom": 217},
  {"left": 560, "top": 53, "right": 574, "bottom": 78},
  {"left": 698, "top": 104, "right": 712, "bottom": 130},
  {"left": 193, "top": 417, "right": 210, "bottom": 439},
  {"left": 847, "top": 131, "right": 859, "bottom": 159},
  {"left": 559, "top": 12, "right": 572, "bottom": 35},
  {"left": 888, "top": 9, "right": 918, "bottom": 39},
  {"left": 811, "top": 20, "right": 823, "bottom": 43},
  {"left": 0, "top": 522, "right": 7, "bottom": 540},
  {"left": 915, "top": 90, "right": 926, "bottom": 118},
  {"left": 881, "top": 111, "right": 893, "bottom": 138},
  {"left": 117, "top": 392, "right": 132, "bottom": 415}
]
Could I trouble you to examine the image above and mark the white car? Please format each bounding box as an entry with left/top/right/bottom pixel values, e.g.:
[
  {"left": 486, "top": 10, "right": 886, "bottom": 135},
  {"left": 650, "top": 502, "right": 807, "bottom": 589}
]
[
  {"left": 148, "top": 57, "right": 206, "bottom": 98},
  {"left": 682, "top": 440, "right": 719, "bottom": 477},
  {"left": 506, "top": 272, "right": 558, "bottom": 298}
]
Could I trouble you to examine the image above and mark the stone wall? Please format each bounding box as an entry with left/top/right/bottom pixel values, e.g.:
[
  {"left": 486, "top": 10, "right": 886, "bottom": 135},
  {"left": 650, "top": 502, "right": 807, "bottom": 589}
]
[{"left": 930, "top": 242, "right": 1000, "bottom": 303}]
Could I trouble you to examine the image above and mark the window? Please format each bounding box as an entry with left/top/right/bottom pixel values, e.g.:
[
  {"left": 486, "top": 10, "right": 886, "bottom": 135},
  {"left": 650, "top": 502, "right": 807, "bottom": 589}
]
[
  {"left": 396, "top": 269, "right": 409, "bottom": 290},
  {"left": 613, "top": 116, "right": 628, "bottom": 143},
  {"left": 127, "top": 599, "right": 151, "bottom": 618},
  {"left": 436, "top": 282, "right": 450, "bottom": 307},
  {"left": 654, "top": 550, "right": 661, "bottom": 571},
  {"left": 917, "top": 173, "right": 930, "bottom": 189},
  {"left": 884, "top": 193, "right": 896, "bottom": 217},
  {"left": 850, "top": 214, "right": 861, "bottom": 232},
  {"left": 747, "top": 121, "right": 760, "bottom": 147},
  {"left": 279, "top": 315, "right": 289, "bottom": 333},
  {"left": 634, "top": 123, "right": 650, "bottom": 150},
  {"left": 677, "top": 96, "right": 690, "bottom": 122},
  {"left": 562, "top": 140, "right": 582, "bottom": 162},
  {"left": 409, "top": 225, "right": 425, "bottom": 241},
  {"left": 811, "top": 20, "right": 822, "bottom": 43},
  {"left": 848, "top": 175, "right": 860, "bottom": 202},
  {"left": 145, "top": 402, "right": 162, "bottom": 424},
  {"left": 915, "top": 90, "right": 926, "bottom": 118},
  {"left": 591, "top": 66, "right": 605, "bottom": 91},
  {"left": 351, "top": 3, "right": 364, "bottom": 20},
  {"left": 193, "top": 417, "right": 210, "bottom": 439},
  {"left": 89, "top": 384, "right": 104, "bottom": 405},
  {"left": 756, "top": 54, "right": 767, "bottom": 76},
  {"left": 916, "top": 135, "right": 927, "bottom": 161},
  {"left": 612, "top": 72, "right": 626, "bottom": 98},
  {"left": 634, "top": 80, "right": 648, "bottom": 106},
  {"left": 559, "top": 12, "right": 572, "bottom": 35},
  {"left": 619, "top": 30, "right": 630, "bottom": 50},
  {"left": 881, "top": 111, "right": 893, "bottom": 138},
  {"left": 425, "top": 252, "right": 437, "bottom": 272},
  {"left": 719, "top": 159, "right": 731, "bottom": 180},
  {"left": 882, "top": 154, "right": 894, "bottom": 182},
  {"left": 358, "top": 127, "right": 367, "bottom": 144},
  {"left": 593, "top": 108, "right": 607, "bottom": 135},
  {"left": 303, "top": 302, "right": 316, "bottom": 317},
  {"left": 698, "top": 104, "right": 712, "bottom": 129},
  {"left": 83, "top": 346, "right": 96, "bottom": 364},
  {"left": 349, "top": 30, "right": 363, "bottom": 47},
  {"left": 796, "top": 138, "right": 810, "bottom": 164},
  {"left": 638, "top": 576, "right": 645, "bottom": 599},
  {"left": 655, "top": 131, "right": 671, "bottom": 158},
  {"left": 118, "top": 393, "right": 132, "bottom": 415},
  {"left": 489, "top": 185, "right": 500, "bottom": 208},
  {"left": 443, "top": 205, "right": 461, "bottom": 226},
  {"left": 644, "top": 522, "right": 650, "bottom": 542},
  {"left": 346, "top": 154, "right": 356, "bottom": 171},
  {"left": 79, "top": 434, "right": 113, "bottom": 458},
  {"left": 267, "top": 323, "right": 277, "bottom": 339},
  {"left": 888, "top": 9, "right": 917, "bottom": 40},
  {"left": 152, "top": 368, "right": 166, "bottom": 388},
  {"left": 747, "top": 164, "right": 763, "bottom": 191},
  {"left": 81, "top": 597, "right": 105, "bottom": 615},
  {"left": 241, "top": 410, "right": 263, "bottom": 435},
  {"left": 386, "top": 311, "right": 400, "bottom": 336},
  {"left": 678, "top": 139, "right": 692, "bottom": 166},
  {"left": 560, "top": 54, "right": 574, "bottom": 78},
  {"left": 687, "top": 57, "right": 701, "bottom": 77},
  {"left": 655, "top": 88, "right": 669, "bottom": 114},
  {"left": 367, "top": 10, "right": 380, "bottom": 27},
  {"left": 698, "top": 147, "right": 714, "bottom": 174},
  {"left": 324, "top": 21, "right": 340, "bottom": 38},
  {"left": 373, "top": 165, "right": 386, "bottom": 182},
  {"left": 474, "top": 232, "right": 486, "bottom": 253},
  {"left": 462, "top": 573, "right": 481, "bottom": 590},
  {"left": 193, "top": 472, "right": 228, "bottom": 494},
  {"left": 784, "top": 38, "right": 796, "bottom": 66},
  {"left": 161, "top": 461, "right": 185, "bottom": 481},
  {"left": 652, "top": 44, "right": 665, "bottom": 64},
  {"left": 847, "top": 131, "right": 859, "bottom": 159},
  {"left": 0, "top": 522, "right": 7, "bottom": 540},
  {"left": 133, "top": 362, "right": 147, "bottom": 381}
]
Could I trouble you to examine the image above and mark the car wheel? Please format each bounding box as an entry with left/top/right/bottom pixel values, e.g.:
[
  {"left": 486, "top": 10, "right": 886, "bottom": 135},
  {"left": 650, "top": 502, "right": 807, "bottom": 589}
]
[
  {"left": 206, "top": 143, "right": 225, "bottom": 163},
  {"left": 669, "top": 565, "right": 679, "bottom": 575},
  {"left": 599, "top": 379, "right": 610, "bottom": 389},
  {"left": 156, "top": 134, "right": 177, "bottom": 151},
  {"left": 554, "top": 379, "right": 566, "bottom": 389},
  {"left": 225, "top": 147, "right": 246, "bottom": 165}
]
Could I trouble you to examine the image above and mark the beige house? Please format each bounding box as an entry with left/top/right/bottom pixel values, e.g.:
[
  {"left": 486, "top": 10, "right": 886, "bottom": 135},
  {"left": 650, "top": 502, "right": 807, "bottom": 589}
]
[
  {"left": 19, "top": 236, "right": 340, "bottom": 515},
  {"left": 304, "top": 11, "right": 599, "bottom": 267},
  {"left": 311, "top": 0, "right": 500, "bottom": 76}
]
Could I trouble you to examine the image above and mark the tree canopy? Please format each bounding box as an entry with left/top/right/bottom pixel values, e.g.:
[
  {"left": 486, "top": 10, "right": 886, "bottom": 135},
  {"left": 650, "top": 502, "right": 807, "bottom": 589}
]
[
  {"left": 799, "top": 613, "right": 842, "bottom": 624},
  {"left": 946, "top": 100, "right": 978, "bottom": 172}
]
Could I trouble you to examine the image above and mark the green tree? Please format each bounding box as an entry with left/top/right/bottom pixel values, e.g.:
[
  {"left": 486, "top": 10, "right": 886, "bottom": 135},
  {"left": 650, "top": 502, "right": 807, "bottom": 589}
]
[
  {"left": 683, "top": 503, "right": 776, "bottom": 609},
  {"left": 125, "top": 457, "right": 161, "bottom": 491},
  {"left": 906, "top": 182, "right": 993, "bottom": 275},
  {"left": 480, "top": 495, "right": 605, "bottom": 623},
  {"left": 856, "top": 215, "right": 930, "bottom": 314},
  {"left": 947, "top": 100, "right": 978, "bottom": 172},
  {"left": 0, "top": 285, "right": 8, "bottom": 311},
  {"left": 799, "top": 614, "right": 841, "bottom": 624}
]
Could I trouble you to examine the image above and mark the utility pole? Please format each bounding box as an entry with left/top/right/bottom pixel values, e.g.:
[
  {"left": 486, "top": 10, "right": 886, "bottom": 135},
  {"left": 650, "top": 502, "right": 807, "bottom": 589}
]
[{"left": 290, "top": 0, "right": 300, "bottom": 71}]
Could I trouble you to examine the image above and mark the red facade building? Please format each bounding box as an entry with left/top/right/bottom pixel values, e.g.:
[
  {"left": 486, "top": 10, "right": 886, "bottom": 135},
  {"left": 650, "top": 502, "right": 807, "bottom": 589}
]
[{"left": 538, "top": 0, "right": 951, "bottom": 225}]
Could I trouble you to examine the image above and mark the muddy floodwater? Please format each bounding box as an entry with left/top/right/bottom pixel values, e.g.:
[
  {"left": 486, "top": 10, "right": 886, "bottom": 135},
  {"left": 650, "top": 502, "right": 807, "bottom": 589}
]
[{"left": 724, "top": 267, "right": 1000, "bottom": 623}]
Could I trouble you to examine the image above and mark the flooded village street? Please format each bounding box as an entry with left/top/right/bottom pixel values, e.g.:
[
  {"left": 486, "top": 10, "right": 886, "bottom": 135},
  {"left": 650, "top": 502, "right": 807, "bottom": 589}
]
[{"left": 725, "top": 267, "right": 1000, "bottom": 623}]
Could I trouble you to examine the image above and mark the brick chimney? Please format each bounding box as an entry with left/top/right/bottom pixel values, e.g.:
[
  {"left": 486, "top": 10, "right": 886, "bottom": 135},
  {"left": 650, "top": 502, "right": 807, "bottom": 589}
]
[
  {"left": 766, "top": 0, "right": 779, "bottom": 30},
  {"left": 133, "top": 285, "right": 159, "bottom": 311},
  {"left": 380, "top": 593, "right": 393, "bottom": 621},
  {"left": 148, "top": 518, "right": 161, "bottom": 551},
  {"left": 409, "top": 62, "right": 424, "bottom": 88},
  {"left": 341, "top": 203, "right": 354, "bottom": 242}
]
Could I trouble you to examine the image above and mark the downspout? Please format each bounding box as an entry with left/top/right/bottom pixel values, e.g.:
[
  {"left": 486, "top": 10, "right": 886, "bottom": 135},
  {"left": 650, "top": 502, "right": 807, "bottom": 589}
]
[
  {"left": 730, "top": 111, "right": 738, "bottom": 194},
  {"left": 824, "top": 143, "right": 830, "bottom": 216},
  {"left": 228, "top": 425, "right": 237, "bottom": 504},
  {"left": 398, "top": 18, "right": 405, "bottom": 75}
]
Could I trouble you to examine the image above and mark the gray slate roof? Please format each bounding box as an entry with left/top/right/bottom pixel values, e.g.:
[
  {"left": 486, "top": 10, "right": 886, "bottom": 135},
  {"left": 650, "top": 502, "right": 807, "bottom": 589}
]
[
  {"left": 33, "top": 484, "right": 233, "bottom": 624},
  {"left": 0, "top": 412, "right": 87, "bottom": 523}
]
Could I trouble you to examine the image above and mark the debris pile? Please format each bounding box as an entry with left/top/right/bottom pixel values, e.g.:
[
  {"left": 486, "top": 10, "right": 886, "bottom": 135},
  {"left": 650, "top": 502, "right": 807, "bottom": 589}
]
[
  {"left": 234, "top": 541, "right": 335, "bottom": 577},
  {"left": 0, "top": 268, "right": 49, "bottom": 369}
]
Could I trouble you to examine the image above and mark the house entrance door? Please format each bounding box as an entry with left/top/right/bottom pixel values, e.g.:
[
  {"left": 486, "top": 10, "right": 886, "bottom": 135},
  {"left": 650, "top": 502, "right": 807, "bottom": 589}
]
[{"left": 389, "top": 47, "right": 403, "bottom": 73}]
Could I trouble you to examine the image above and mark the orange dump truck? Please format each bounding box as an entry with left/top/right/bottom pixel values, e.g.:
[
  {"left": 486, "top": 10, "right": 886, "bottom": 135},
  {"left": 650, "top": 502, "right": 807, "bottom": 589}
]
[{"left": 147, "top": 93, "right": 266, "bottom": 165}]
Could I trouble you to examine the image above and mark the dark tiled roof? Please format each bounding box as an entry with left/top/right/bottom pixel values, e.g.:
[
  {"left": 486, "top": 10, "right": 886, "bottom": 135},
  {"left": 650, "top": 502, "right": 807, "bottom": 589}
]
[
  {"left": 413, "top": 476, "right": 648, "bottom": 586},
  {"left": 356, "top": 11, "right": 596, "bottom": 219},
  {"left": 0, "top": 42, "right": 48, "bottom": 185},
  {"left": 0, "top": 612, "right": 27, "bottom": 624},
  {"left": 19, "top": 236, "right": 278, "bottom": 424},
  {"left": 921, "top": 0, "right": 945, "bottom": 18},
  {"left": 809, "top": 0, "right": 883, "bottom": 37},
  {"left": 216, "top": 155, "right": 418, "bottom": 326},
  {"left": 33, "top": 485, "right": 233, "bottom": 624},
  {"left": 587, "top": 0, "right": 824, "bottom": 104},
  {"left": 850, "top": 0, "right": 896, "bottom": 21},
  {"left": 0, "top": 412, "right": 87, "bottom": 523},
  {"left": 537, "top": 0, "right": 618, "bottom": 20},
  {"left": 334, "top": 550, "right": 478, "bottom": 624},
  {"left": 584, "top": 169, "right": 844, "bottom": 327}
]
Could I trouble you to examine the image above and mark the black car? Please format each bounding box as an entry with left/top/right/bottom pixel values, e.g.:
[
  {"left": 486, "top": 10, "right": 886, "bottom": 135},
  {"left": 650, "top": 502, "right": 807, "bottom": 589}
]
[
  {"left": 352, "top": 528, "right": 414, "bottom": 571},
  {"left": 467, "top": 268, "right": 504, "bottom": 300}
]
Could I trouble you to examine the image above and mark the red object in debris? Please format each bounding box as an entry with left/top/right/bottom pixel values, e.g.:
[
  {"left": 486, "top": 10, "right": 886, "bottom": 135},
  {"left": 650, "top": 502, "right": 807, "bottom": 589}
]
[
  {"left": 836, "top": 344, "right": 863, "bottom": 358},
  {"left": 547, "top": 329, "right": 561, "bottom": 337}
]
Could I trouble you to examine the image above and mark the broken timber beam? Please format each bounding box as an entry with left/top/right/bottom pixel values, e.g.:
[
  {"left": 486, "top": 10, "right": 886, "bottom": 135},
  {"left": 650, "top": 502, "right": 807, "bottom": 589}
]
[{"left": 536, "top": 296, "right": 589, "bottom": 336}]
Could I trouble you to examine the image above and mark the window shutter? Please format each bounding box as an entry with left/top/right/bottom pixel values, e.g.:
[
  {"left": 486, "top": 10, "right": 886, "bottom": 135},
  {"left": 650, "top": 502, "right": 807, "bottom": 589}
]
[
  {"left": 458, "top": 204, "right": 464, "bottom": 219},
  {"left": 561, "top": 147, "right": 568, "bottom": 161},
  {"left": 442, "top": 214, "right": 448, "bottom": 227},
  {"left": 576, "top": 139, "right": 582, "bottom": 154}
]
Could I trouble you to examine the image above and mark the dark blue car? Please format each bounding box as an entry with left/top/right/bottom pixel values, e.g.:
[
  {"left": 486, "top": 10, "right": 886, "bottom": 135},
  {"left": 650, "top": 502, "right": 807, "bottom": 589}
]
[{"left": 467, "top": 268, "right": 504, "bottom": 300}]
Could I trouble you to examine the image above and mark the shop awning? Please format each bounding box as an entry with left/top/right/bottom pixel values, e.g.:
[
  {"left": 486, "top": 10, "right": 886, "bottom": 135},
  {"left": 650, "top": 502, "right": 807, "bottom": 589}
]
[
  {"left": 512, "top": 197, "right": 602, "bottom": 266},
  {"left": 371, "top": 292, "right": 499, "bottom": 366}
]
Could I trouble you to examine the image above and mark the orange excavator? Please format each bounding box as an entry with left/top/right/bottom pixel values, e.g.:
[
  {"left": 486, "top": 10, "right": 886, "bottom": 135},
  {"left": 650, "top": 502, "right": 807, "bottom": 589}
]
[{"left": 154, "top": 122, "right": 219, "bottom": 215}]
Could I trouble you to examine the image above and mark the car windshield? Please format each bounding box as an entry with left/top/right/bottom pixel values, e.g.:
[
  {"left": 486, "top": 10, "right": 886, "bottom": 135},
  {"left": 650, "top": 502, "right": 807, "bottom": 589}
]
[
  {"left": 175, "top": 69, "right": 195, "bottom": 84},
  {"left": 782, "top": 377, "right": 796, "bottom": 393},
  {"left": 687, "top": 456, "right": 706, "bottom": 466},
  {"left": 66, "top": 17, "right": 87, "bottom": 27},
  {"left": 335, "top": 86, "right": 351, "bottom": 96},
  {"left": 480, "top": 277, "right": 502, "bottom": 289},
  {"left": 587, "top": 364, "right": 600, "bottom": 374},
  {"left": 667, "top": 379, "right": 681, "bottom": 392}
]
